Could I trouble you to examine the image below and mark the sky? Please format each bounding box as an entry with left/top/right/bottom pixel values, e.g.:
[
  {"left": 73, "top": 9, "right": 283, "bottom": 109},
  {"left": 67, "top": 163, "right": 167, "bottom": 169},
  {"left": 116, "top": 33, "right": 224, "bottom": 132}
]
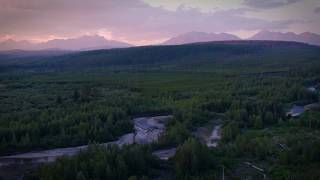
[{"left": 0, "top": 0, "right": 319, "bottom": 45}]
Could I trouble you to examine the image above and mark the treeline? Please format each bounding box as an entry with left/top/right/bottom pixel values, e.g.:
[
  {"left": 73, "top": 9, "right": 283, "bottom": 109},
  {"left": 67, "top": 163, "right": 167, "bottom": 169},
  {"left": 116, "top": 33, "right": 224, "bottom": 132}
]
[
  {"left": 25, "top": 145, "right": 161, "bottom": 180},
  {"left": 0, "top": 83, "right": 168, "bottom": 154},
  {"left": 173, "top": 138, "right": 218, "bottom": 179},
  {"left": 25, "top": 138, "right": 221, "bottom": 180},
  {"left": 295, "top": 112, "right": 320, "bottom": 129},
  {"left": 218, "top": 127, "right": 320, "bottom": 179}
]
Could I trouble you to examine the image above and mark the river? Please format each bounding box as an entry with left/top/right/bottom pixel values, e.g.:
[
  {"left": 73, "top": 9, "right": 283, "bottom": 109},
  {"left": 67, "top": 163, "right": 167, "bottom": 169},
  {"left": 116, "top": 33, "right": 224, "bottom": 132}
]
[{"left": 0, "top": 115, "right": 173, "bottom": 168}]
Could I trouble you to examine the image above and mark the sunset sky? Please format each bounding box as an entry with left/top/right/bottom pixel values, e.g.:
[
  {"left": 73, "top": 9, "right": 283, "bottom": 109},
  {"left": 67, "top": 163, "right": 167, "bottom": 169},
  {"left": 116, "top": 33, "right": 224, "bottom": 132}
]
[{"left": 0, "top": 0, "right": 320, "bottom": 45}]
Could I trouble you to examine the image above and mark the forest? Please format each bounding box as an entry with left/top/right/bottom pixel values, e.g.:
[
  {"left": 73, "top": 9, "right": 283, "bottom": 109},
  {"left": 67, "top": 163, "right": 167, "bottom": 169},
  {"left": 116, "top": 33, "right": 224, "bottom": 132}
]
[{"left": 0, "top": 41, "right": 320, "bottom": 179}]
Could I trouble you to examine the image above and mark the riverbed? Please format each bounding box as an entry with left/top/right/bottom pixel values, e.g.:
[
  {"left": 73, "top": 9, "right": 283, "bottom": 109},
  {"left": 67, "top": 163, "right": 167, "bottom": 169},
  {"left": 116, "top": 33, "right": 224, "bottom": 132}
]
[
  {"left": 286, "top": 84, "right": 319, "bottom": 118},
  {"left": 0, "top": 115, "right": 172, "bottom": 168}
]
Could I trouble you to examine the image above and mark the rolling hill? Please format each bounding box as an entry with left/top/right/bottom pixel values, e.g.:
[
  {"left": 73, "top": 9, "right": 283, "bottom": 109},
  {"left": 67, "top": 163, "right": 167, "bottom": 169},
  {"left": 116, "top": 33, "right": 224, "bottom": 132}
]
[{"left": 1, "top": 41, "right": 319, "bottom": 73}]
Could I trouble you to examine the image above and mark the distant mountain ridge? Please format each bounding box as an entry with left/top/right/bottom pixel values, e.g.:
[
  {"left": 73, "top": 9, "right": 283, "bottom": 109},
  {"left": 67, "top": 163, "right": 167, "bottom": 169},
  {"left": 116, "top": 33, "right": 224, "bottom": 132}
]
[
  {"left": 1, "top": 31, "right": 320, "bottom": 51},
  {"left": 39, "top": 35, "right": 132, "bottom": 50},
  {"left": 163, "top": 31, "right": 320, "bottom": 46},
  {"left": 249, "top": 30, "right": 320, "bottom": 46},
  {"left": 162, "top": 32, "right": 241, "bottom": 45},
  {"left": 0, "top": 35, "right": 133, "bottom": 51},
  {"left": 0, "top": 40, "right": 36, "bottom": 51}
]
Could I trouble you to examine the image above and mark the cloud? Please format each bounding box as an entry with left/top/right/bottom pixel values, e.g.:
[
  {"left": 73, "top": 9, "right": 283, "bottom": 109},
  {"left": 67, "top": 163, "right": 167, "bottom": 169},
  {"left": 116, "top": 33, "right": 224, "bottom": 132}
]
[
  {"left": 315, "top": 7, "right": 320, "bottom": 13},
  {"left": 0, "top": 0, "right": 303, "bottom": 44},
  {"left": 243, "top": 0, "right": 302, "bottom": 9}
]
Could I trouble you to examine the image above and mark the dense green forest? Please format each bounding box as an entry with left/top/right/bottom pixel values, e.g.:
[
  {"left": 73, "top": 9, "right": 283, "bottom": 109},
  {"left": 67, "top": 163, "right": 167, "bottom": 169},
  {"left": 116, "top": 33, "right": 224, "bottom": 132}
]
[{"left": 1, "top": 41, "right": 320, "bottom": 179}]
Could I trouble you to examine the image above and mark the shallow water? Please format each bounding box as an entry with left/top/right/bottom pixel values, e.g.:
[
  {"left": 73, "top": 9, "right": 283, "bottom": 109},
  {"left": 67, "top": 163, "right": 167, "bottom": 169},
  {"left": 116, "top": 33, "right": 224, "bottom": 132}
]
[
  {"left": 286, "top": 105, "right": 305, "bottom": 117},
  {"left": 206, "top": 125, "right": 222, "bottom": 147}
]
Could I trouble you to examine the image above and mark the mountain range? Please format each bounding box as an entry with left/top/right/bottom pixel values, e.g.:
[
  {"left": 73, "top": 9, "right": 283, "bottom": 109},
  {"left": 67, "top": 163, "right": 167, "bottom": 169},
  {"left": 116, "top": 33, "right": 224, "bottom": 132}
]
[
  {"left": 1, "top": 31, "right": 320, "bottom": 51},
  {"left": 249, "top": 30, "right": 320, "bottom": 46},
  {"left": 163, "top": 31, "right": 320, "bottom": 46},
  {"left": 0, "top": 35, "right": 132, "bottom": 51},
  {"left": 162, "top": 32, "right": 241, "bottom": 45}
]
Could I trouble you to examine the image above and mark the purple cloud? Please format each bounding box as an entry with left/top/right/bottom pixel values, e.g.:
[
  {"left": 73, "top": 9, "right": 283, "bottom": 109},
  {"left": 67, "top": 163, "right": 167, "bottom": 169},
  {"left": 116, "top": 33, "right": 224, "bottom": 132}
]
[
  {"left": 315, "top": 7, "right": 320, "bottom": 13},
  {"left": 0, "top": 0, "right": 305, "bottom": 43}
]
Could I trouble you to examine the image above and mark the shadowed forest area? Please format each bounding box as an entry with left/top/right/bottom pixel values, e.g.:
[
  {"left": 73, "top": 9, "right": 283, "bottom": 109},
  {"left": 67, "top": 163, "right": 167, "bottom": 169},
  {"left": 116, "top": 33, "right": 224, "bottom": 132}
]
[{"left": 0, "top": 41, "right": 320, "bottom": 179}]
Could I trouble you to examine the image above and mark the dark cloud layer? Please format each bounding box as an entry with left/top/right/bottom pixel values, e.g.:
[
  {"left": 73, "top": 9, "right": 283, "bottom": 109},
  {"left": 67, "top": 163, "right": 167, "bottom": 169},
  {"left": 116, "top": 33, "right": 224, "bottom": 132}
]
[
  {"left": 0, "top": 0, "right": 309, "bottom": 43},
  {"left": 315, "top": 7, "right": 320, "bottom": 13},
  {"left": 243, "top": 0, "right": 301, "bottom": 9}
]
